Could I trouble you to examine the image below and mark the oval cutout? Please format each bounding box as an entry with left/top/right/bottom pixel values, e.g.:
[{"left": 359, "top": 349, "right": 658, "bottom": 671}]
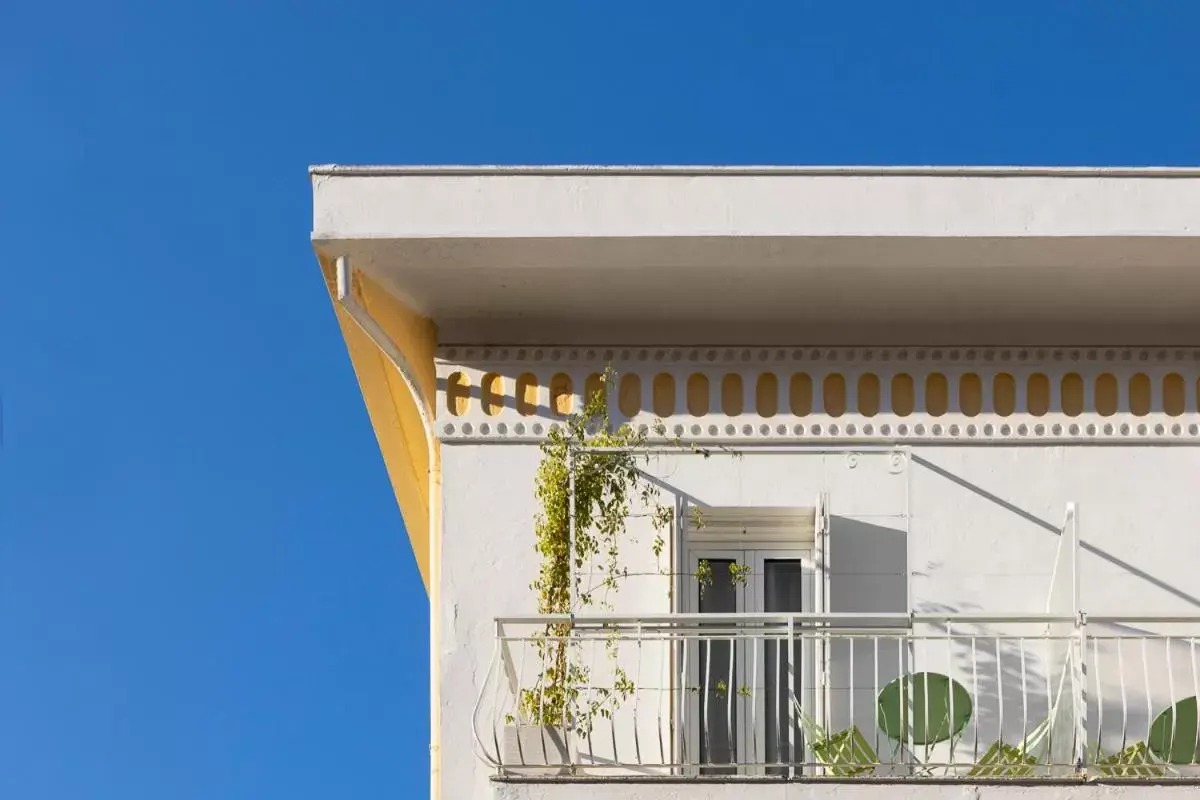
[
  {"left": 892, "top": 374, "right": 915, "bottom": 417},
  {"left": 1095, "top": 374, "right": 1118, "bottom": 417},
  {"left": 1027, "top": 374, "right": 1050, "bottom": 417},
  {"left": 1164, "top": 373, "right": 1186, "bottom": 417},
  {"left": 1129, "top": 373, "right": 1152, "bottom": 416},
  {"left": 721, "top": 374, "right": 744, "bottom": 416},
  {"left": 823, "top": 374, "right": 846, "bottom": 417},
  {"left": 993, "top": 374, "right": 1016, "bottom": 417},
  {"left": 959, "top": 374, "right": 983, "bottom": 417},
  {"left": 549, "top": 373, "right": 573, "bottom": 416},
  {"left": 516, "top": 373, "right": 538, "bottom": 416},
  {"left": 481, "top": 373, "right": 504, "bottom": 416},
  {"left": 756, "top": 373, "right": 779, "bottom": 418},
  {"left": 618, "top": 374, "right": 641, "bottom": 417},
  {"left": 790, "top": 374, "right": 813, "bottom": 416},
  {"left": 446, "top": 371, "right": 471, "bottom": 417},
  {"left": 925, "top": 373, "right": 948, "bottom": 417},
  {"left": 583, "top": 372, "right": 606, "bottom": 410},
  {"left": 687, "top": 374, "right": 710, "bottom": 416},
  {"left": 652, "top": 374, "right": 676, "bottom": 417},
  {"left": 858, "top": 374, "right": 881, "bottom": 417},
  {"left": 1061, "top": 373, "right": 1084, "bottom": 417}
]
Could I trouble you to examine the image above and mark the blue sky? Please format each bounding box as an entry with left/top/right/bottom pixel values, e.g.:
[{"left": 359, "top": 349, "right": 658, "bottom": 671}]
[{"left": 2, "top": 2, "right": 1198, "bottom": 798}]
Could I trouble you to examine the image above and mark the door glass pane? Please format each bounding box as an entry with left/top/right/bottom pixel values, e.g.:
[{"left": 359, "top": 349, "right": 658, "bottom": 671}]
[
  {"left": 764, "top": 559, "right": 805, "bottom": 774},
  {"left": 699, "top": 559, "right": 737, "bottom": 773}
]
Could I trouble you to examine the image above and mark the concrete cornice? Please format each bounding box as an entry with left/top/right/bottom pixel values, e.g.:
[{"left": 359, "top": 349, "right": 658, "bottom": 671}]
[
  {"left": 311, "top": 164, "right": 1200, "bottom": 336},
  {"left": 309, "top": 164, "right": 1200, "bottom": 178}
]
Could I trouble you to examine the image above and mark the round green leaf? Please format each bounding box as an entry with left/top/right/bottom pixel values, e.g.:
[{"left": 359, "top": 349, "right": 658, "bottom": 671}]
[
  {"left": 1148, "top": 695, "right": 1200, "bottom": 765},
  {"left": 877, "top": 672, "right": 973, "bottom": 746}
]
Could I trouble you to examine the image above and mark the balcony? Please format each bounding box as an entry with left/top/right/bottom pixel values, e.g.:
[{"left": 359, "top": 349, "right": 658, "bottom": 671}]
[{"left": 475, "top": 613, "right": 1200, "bottom": 784}]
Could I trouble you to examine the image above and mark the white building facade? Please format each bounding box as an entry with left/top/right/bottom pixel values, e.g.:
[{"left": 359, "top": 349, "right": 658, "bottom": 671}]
[{"left": 312, "top": 166, "right": 1200, "bottom": 800}]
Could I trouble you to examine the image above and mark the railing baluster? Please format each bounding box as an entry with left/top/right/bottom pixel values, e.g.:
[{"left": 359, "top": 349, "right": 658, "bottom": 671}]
[
  {"left": 538, "top": 635, "right": 549, "bottom": 765},
  {"left": 750, "top": 631, "right": 759, "bottom": 767},
  {"left": 922, "top": 658, "right": 930, "bottom": 764},
  {"left": 491, "top": 636, "right": 503, "bottom": 764},
  {"left": 562, "top": 630, "right": 572, "bottom": 762},
  {"left": 610, "top": 639, "right": 619, "bottom": 765},
  {"left": 1117, "top": 637, "right": 1128, "bottom": 756},
  {"left": 1191, "top": 637, "right": 1199, "bottom": 766},
  {"left": 790, "top": 617, "right": 798, "bottom": 777},
  {"left": 873, "top": 635, "right": 881, "bottom": 763},
  {"left": 1142, "top": 636, "right": 1152, "bottom": 768},
  {"left": 947, "top": 623, "right": 955, "bottom": 769},
  {"left": 727, "top": 634, "right": 735, "bottom": 768},
  {"left": 680, "top": 636, "right": 690, "bottom": 768},
  {"left": 850, "top": 635, "right": 856, "bottom": 765},
  {"left": 1042, "top": 635, "right": 1054, "bottom": 765},
  {"left": 1091, "top": 635, "right": 1101, "bottom": 761},
  {"left": 634, "top": 622, "right": 643, "bottom": 766},
  {"left": 1019, "top": 636, "right": 1028, "bottom": 757},
  {"left": 1075, "top": 615, "right": 1087, "bottom": 772},
  {"left": 776, "top": 627, "right": 783, "bottom": 771},
  {"left": 589, "top": 632, "right": 599, "bottom": 766},
  {"left": 515, "top": 636, "right": 529, "bottom": 767},
  {"left": 704, "top": 633, "right": 713, "bottom": 766},
  {"left": 656, "top": 624, "right": 665, "bottom": 768},
  {"left": 820, "top": 628, "right": 830, "bottom": 734},
  {"left": 972, "top": 636, "right": 979, "bottom": 765},
  {"left": 1167, "top": 635, "right": 1177, "bottom": 768},
  {"left": 902, "top": 633, "right": 910, "bottom": 771},
  {"left": 995, "top": 637, "right": 1004, "bottom": 765}
]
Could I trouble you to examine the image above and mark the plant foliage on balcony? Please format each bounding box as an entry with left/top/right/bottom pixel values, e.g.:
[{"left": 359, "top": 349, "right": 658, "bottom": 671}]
[
  {"left": 518, "top": 369, "right": 672, "bottom": 732},
  {"left": 793, "top": 698, "right": 878, "bottom": 776},
  {"left": 811, "top": 726, "right": 878, "bottom": 776},
  {"left": 1093, "top": 742, "right": 1168, "bottom": 778},
  {"left": 967, "top": 742, "right": 1039, "bottom": 777}
]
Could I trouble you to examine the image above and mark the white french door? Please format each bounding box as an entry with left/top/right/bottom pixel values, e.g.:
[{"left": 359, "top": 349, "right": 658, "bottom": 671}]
[{"left": 684, "top": 546, "right": 816, "bottom": 775}]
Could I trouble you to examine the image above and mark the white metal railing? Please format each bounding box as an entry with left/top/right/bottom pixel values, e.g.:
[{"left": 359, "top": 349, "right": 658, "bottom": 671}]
[{"left": 474, "top": 613, "right": 1200, "bottom": 780}]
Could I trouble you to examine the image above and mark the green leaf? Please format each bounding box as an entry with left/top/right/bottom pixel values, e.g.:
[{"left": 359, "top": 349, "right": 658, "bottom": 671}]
[
  {"left": 968, "top": 741, "right": 1038, "bottom": 777},
  {"left": 1095, "top": 742, "right": 1168, "bottom": 778},
  {"left": 811, "top": 726, "right": 877, "bottom": 776},
  {"left": 1148, "top": 696, "right": 1200, "bottom": 765},
  {"left": 876, "top": 672, "right": 973, "bottom": 746}
]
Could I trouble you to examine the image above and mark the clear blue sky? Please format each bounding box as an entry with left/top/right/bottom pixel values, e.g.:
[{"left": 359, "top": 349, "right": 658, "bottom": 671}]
[{"left": 2, "top": 2, "right": 1198, "bottom": 798}]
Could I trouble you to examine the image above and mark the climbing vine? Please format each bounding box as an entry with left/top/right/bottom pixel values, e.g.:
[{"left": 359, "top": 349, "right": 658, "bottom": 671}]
[
  {"left": 515, "top": 368, "right": 750, "bottom": 734},
  {"left": 516, "top": 368, "right": 669, "bottom": 731}
]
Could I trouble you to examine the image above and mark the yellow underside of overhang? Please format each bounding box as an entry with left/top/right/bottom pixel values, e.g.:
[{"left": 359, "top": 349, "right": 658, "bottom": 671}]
[{"left": 318, "top": 255, "right": 438, "bottom": 591}]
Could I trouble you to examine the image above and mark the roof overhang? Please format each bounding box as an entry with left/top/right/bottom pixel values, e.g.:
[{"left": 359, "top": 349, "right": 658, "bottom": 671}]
[{"left": 312, "top": 165, "right": 1200, "bottom": 345}]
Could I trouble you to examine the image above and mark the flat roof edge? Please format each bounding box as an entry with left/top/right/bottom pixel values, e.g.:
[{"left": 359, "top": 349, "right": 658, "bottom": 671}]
[{"left": 309, "top": 164, "right": 1200, "bottom": 178}]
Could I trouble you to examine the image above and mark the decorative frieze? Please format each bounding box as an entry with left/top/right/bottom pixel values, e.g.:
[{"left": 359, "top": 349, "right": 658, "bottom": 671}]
[{"left": 435, "top": 347, "right": 1200, "bottom": 442}]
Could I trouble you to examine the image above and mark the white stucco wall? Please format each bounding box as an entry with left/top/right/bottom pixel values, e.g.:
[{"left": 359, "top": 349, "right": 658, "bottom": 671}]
[{"left": 441, "top": 443, "right": 1200, "bottom": 799}]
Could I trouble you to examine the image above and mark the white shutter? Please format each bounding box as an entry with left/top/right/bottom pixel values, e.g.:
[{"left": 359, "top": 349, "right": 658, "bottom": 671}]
[{"left": 683, "top": 506, "right": 816, "bottom": 544}]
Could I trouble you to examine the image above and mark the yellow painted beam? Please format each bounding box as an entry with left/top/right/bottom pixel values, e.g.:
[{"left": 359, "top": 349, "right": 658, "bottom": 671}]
[{"left": 317, "top": 254, "right": 439, "bottom": 591}]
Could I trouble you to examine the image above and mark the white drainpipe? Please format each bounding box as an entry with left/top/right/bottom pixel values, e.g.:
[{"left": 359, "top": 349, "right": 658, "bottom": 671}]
[{"left": 335, "top": 256, "right": 441, "bottom": 800}]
